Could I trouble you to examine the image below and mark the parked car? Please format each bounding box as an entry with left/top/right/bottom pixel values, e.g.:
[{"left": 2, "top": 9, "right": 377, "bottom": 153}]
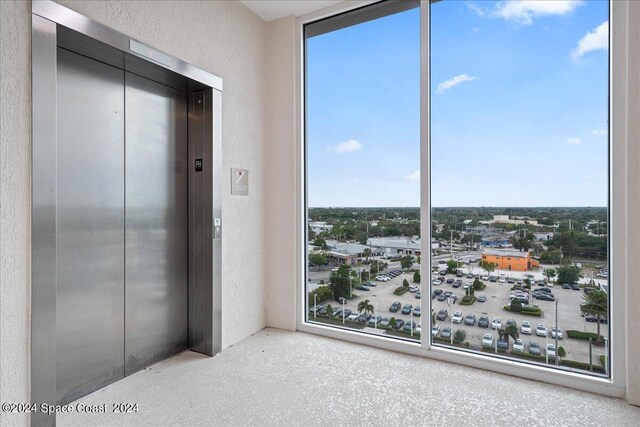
[
  {"left": 415, "top": 292, "right": 421, "bottom": 299},
  {"left": 338, "top": 297, "right": 347, "bottom": 304},
  {"left": 401, "top": 304, "right": 413, "bottom": 315},
  {"left": 535, "top": 288, "right": 552, "bottom": 294},
  {"left": 409, "top": 286, "right": 419, "bottom": 293},
  {"left": 572, "top": 284, "right": 581, "bottom": 291},
  {"left": 497, "top": 337, "right": 509, "bottom": 350},
  {"left": 534, "top": 293, "right": 555, "bottom": 301},
  {"left": 551, "top": 326, "right": 563, "bottom": 339},
  {"left": 433, "top": 289, "right": 444, "bottom": 295},
  {"left": 506, "top": 319, "right": 517, "bottom": 329},
  {"left": 536, "top": 324, "right": 547, "bottom": 337},
  {"left": 492, "top": 317, "right": 502, "bottom": 330},
  {"left": 379, "top": 317, "right": 391, "bottom": 327},
  {"left": 529, "top": 341, "right": 541, "bottom": 355},
  {"left": 561, "top": 283, "right": 571, "bottom": 289},
  {"left": 512, "top": 338, "right": 525, "bottom": 352},
  {"left": 441, "top": 327, "right": 452, "bottom": 339},
  {"left": 478, "top": 316, "right": 490, "bottom": 328},
  {"left": 477, "top": 295, "right": 487, "bottom": 302},
  {"left": 367, "top": 315, "right": 382, "bottom": 326},
  {"left": 356, "top": 285, "right": 370, "bottom": 291},
  {"left": 413, "top": 306, "right": 421, "bottom": 317},
  {"left": 489, "top": 277, "right": 498, "bottom": 282},
  {"left": 404, "top": 321, "right": 417, "bottom": 332},
  {"left": 431, "top": 324, "right": 440, "bottom": 336},
  {"left": 347, "top": 311, "right": 360, "bottom": 321},
  {"left": 394, "top": 319, "right": 405, "bottom": 329},
  {"left": 357, "top": 312, "right": 372, "bottom": 323},
  {"left": 389, "top": 301, "right": 402, "bottom": 313},
  {"left": 481, "top": 275, "right": 490, "bottom": 281},
  {"left": 521, "top": 321, "right": 532, "bottom": 335},
  {"left": 546, "top": 343, "right": 556, "bottom": 359},
  {"left": 464, "top": 314, "right": 477, "bottom": 326},
  {"left": 446, "top": 278, "right": 454, "bottom": 284},
  {"left": 482, "top": 334, "right": 494, "bottom": 348},
  {"left": 452, "top": 311, "right": 464, "bottom": 324},
  {"left": 437, "top": 294, "right": 447, "bottom": 302},
  {"left": 436, "top": 309, "right": 448, "bottom": 321},
  {"left": 453, "top": 280, "right": 462, "bottom": 288}
]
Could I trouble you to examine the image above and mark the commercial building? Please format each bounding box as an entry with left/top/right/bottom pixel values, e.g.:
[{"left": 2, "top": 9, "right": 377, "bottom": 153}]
[
  {"left": 367, "top": 237, "right": 422, "bottom": 256},
  {"left": 482, "top": 249, "right": 540, "bottom": 271}
]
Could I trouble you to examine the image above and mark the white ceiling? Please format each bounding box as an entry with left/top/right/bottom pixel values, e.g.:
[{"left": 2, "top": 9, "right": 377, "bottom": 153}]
[{"left": 240, "top": 0, "right": 344, "bottom": 22}]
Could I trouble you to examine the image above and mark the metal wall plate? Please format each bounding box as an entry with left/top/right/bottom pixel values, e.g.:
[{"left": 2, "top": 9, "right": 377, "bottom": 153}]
[{"left": 231, "top": 168, "right": 249, "bottom": 195}]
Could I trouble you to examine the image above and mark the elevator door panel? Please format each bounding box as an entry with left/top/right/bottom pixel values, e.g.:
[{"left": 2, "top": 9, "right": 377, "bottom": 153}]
[
  {"left": 56, "top": 48, "right": 125, "bottom": 404},
  {"left": 125, "top": 73, "right": 189, "bottom": 374}
]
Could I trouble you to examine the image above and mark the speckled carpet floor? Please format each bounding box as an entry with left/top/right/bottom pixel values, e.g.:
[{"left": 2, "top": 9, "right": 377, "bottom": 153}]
[{"left": 59, "top": 328, "right": 640, "bottom": 426}]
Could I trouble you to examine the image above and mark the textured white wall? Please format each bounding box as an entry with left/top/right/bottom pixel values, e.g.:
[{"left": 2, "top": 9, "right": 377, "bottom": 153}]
[
  {"left": 1, "top": 1, "right": 267, "bottom": 424},
  {"left": 0, "top": 2, "right": 32, "bottom": 426},
  {"left": 265, "top": 15, "right": 297, "bottom": 331},
  {"left": 626, "top": 0, "right": 640, "bottom": 407}
]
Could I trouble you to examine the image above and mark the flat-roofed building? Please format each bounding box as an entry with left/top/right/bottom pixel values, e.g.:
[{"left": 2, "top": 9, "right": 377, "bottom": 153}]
[{"left": 482, "top": 249, "right": 539, "bottom": 271}]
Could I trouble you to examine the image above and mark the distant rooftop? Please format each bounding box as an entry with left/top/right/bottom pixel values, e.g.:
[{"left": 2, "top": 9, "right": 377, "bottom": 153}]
[{"left": 483, "top": 248, "right": 529, "bottom": 258}]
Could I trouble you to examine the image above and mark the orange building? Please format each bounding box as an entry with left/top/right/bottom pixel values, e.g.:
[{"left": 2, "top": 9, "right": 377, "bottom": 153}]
[{"left": 482, "top": 249, "right": 539, "bottom": 271}]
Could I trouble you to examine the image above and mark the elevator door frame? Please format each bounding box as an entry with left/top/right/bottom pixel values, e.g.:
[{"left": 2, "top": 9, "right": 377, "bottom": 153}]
[{"left": 31, "top": 2, "right": 223, "bottom": 425}]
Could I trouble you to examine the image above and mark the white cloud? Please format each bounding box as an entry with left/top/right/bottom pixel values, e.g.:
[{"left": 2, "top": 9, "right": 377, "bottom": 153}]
[
  {"left": 405, "top": 171, "right": 420, "bottom": 182},
  {"left": 467, "top": 1, "right": 582, "bottom": 25},
  {"left": 437, "top": 74, "right": 476, "bottom": 93},
  {"left": 328, "top": 139, "right": 362, "bottom": 153},
  {"left": 572, "top": 21, "right": 609, "bottom": 60},
  {"left": 592, "top": 129, "right": 607, "bottom": 136},
  {"left": 566, "top": 137, "right": 582, "bottom": 145}
]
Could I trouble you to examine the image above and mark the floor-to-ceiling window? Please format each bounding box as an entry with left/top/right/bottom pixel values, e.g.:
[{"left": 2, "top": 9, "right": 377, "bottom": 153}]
[
  {"left": 304, "top": 1, "right": 421, "bottom": 341},
  {"left": 303, "top": 0, "right": 611, "bottom": 378}
]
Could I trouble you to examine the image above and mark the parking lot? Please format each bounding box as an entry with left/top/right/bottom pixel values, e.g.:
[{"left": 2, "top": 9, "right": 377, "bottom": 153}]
[{"left": 309, "top": 260, "right": 609, "bottom": 372}]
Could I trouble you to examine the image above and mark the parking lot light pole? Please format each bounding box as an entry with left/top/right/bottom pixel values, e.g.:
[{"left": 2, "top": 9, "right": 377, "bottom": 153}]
[
  {"left": 314, "top": 294, "right": 317, "bottom": 319},
  {"left": 495, "top": 332, "right": 498, "bottom": 354},
  {"left": 342, "top": 299, "right": 345, "bottom": 325},
  {"left": 555, "top": 298, "right": 559, "bottom": 366},
  {"left": 410, "top": 311, "right": 414, "bottom": 338},
  {"left": 450, "top": 316, "right": 453, "bottom": 345},
  {"left": 375, "top": 303, "right": 378, "bottom": 328}
]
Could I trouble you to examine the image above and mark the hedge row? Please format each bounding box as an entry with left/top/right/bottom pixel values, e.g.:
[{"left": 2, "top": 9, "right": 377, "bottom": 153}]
[
  {"left": 459, "top": 296, "right": 476, "bottom": 305},
  {"left": 503, "top": 306, "right": 542, "bottom": 316},
  {"left": 394, "top": 285, "right": 410, "bottom": 296},
  {"left": 560, "top": 359, "right": 605, "bottom": 374},
  {"left": 566, "top": 330, "right": 604, "bottom": 341}
]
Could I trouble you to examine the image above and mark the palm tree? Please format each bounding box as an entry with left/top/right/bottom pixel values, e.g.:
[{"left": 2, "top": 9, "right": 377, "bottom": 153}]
[
  {"left": 357, "top": 299, "right": 374, "bottom": 316},
  {"left": 580, "top": 289, "right": 608, "bottom": 344},
  {"left": 499, "top": 324, "right": 519, "bottom": 345},
  {"left": 544, "top": 268, "right": 557, "bottom": 284},
  {"left": 363, "top": 248, "right": 372, "bottom": 262}
]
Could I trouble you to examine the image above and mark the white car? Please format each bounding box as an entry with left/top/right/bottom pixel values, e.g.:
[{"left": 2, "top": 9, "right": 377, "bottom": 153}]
[
  {"left": 482, "top": 333, "right": 494, "bottom": 347},
  {"left": 452, "top": 311, "right": 464, "bottom": 324},
  {"left": 347, "top": 312, "right": 360, "bottom": 321},
  {"left": 431, "top": 325, "right": 440, "bottom": 337},
  {"left": 551, "top": 327, "right": 564, "bottom": 339},
  {"left": 492, "top": 317, "right": 502, "bottom": 330},
  {"left": 375, "top": 275, "right": 390, "bottom": 282},
  {"left": 416, "top": 325, "right": 422, "bottom": 335},
  {"left": 536, "top": 324, "right": 547, "bottom": 337},
  {"left": 499, "top": 277, "right": 506, "bottom": 283},
  {"left": 547, "top": 343, "right": 556, "bottom": 358},
  {"left": 409, "top": 286, "right": 419, "bottom": 293},
  {"left": 512, "top": 338, "right": 525, "bottom": 352},
  {"left": 521, "top": 321, "right": 532, "bottom": 335},
  {"left": 481, "top": 275, "right": 489, "bottom": 281}
]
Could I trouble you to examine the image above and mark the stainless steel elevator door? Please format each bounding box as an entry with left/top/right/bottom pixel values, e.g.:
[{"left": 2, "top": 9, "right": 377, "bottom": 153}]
[
  {"left": 124, "top": 73, "right": 189, "bottom": 375},
  {"left": 56, "top": 48, "right": 125, "bottom": 404}
]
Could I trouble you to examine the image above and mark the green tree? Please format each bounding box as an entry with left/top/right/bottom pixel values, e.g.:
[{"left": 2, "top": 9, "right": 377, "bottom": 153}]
[
  {"left": 370, "top": 260, "right": 388, "bottom": 274},
  {"left": 389, "top": 317, "right": 397, "bottom": 329},
  {"left": 523, "top": 278, "right": 531, "bottom": 289},
  {"left": 402, "top": 278, "right": 410, "bottom": 288},
  {"left": 326, "top": 304, "right": 334, "bottom": 317},
  {"left": 543, "top": 268, "right": 557, "bottom": 284},
  {"left": 580, "top": 289, "right": 608, "bottom": 344},
  {"left": 479, "top": 260, "right": 497, "bottom": 277},
  {"left": 357, "top": 299, "right": 374, "bottom": 316},
  {"left": 509, "top": 298, "right": 523, "bottom": 312},
  {"left": 472, "top": 278, "right": 484, "bottom": 290},
  {"left": 329, "top": 265, "right": 351, "bottom": 301},
  {"left": 308, "top": 228, "right": 316, "bottom": 241},
  {"left": 363, "top": 248, "right": 372, "bottom": 262},
  {"left": 313, "top": 238, "right": 328, "bottom": 249},
  {"left": 413, "top": 270, "right": 421, "bottom": 284},
  {"left": 400, "top": 255, "right": 415, "bottom": 270},
  {"left": 446, "top": 260, "right": 459, "bottom": 274},
  {"left": 556, "top": 265, "right": 581, "bottom": 284},
  {"left": 540, "top": 249, "right": 562, "bottom": 264},
  {"left": 308, "top": 252, "right": 327, "bottom": 267},
  {"left": 500, "top": 324, "right": 520, "bottom": 344},
  {"left": 557, "top": 346, "right": 567, "bottom": 362}
]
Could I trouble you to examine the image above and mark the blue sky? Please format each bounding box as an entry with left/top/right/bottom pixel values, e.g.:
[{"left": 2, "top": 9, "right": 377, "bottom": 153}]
[{"left": 306, "top": 0, "right": 609, "bottom": 207}]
